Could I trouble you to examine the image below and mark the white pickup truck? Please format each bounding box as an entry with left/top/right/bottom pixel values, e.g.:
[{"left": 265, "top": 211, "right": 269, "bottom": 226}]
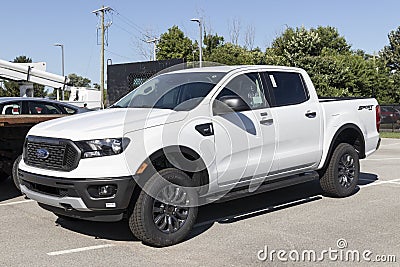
[{"left": 18, "top": 65, "right": 381, "bottom": 247}]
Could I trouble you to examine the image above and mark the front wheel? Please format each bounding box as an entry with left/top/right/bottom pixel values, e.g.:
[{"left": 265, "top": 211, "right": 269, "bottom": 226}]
[
  {"left": 129, "top": 168, "right": 198, "bottom": 247},
  {"left": 319, "top": 143, "right": 360, "bottom": 197}
]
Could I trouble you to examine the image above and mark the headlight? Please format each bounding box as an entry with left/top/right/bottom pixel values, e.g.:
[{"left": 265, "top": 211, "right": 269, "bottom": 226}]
[{"left": 75, "top": 138, "right": 130, "bottom": 158}]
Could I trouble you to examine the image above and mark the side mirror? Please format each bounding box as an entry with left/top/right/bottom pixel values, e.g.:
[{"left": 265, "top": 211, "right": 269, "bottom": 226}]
[{"left": 213, "top": 95, "right": 249, "bottom": 115}]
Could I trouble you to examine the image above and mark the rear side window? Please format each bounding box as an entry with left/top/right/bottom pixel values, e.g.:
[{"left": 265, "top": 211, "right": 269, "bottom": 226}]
[
  {"left": 265, "top": 72, "right": 309, "bottom": 107},
  {"left": 0, "top": 102, "right": 22, "bottom": 115}
]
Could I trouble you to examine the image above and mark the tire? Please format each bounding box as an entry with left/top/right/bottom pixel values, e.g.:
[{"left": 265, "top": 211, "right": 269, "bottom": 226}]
[
  {"left": 319, "top": 143, "right": 360, "bottom": 197},
  {"left": 129, "top": 168, "right": 198, "bottom": 247},
  {"left": 12, "top": 155, "right": 22, "bottom": 190}
]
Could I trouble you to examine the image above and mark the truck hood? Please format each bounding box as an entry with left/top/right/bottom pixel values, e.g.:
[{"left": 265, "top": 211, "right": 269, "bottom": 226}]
[{"left": 28, "top": 108, "right": 188, "bottom": 140}]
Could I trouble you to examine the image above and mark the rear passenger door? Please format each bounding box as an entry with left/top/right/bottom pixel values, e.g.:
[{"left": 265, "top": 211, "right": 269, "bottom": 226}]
[{"left": 262, "top": 71, "right": 322, "bottom": 175}]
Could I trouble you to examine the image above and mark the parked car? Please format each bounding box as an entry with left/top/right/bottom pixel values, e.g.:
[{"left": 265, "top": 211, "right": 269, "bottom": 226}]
[
  {"left": 0, "top": 97, "right": 89, "bottom": 115},
  {"left": 380, "top": 106, "right": 400, "bottom": 124},
  {"left": 0, "top": 97, "right": 90, "bottom": 185},
  {"left": 18, "top": 66, "right": 380, "bottom": 247}
]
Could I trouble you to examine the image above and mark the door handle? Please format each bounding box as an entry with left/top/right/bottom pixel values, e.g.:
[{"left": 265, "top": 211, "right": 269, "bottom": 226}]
[
  {"left": 260, "top": 112, "right": 268, "bottom": 116},
  {"left": 305, "top": 111, "right": 317, "bottom": 118},
  {"left": 260, "top": 119, "right": 273, "bottom": 125}
]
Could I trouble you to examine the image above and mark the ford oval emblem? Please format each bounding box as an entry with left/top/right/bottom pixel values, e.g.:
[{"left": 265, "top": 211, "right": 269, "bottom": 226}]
[{"left": 36, "top": 148, "right": 50, "bottom": 159}]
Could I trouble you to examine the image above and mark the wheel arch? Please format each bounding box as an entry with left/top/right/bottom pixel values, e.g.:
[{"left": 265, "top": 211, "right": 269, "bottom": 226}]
[
  {"left": 321, "top": 123, "right": 365, "bottom": 171},
  {"left": 134, "top": 145, "right": 210, "bottom": 195}
]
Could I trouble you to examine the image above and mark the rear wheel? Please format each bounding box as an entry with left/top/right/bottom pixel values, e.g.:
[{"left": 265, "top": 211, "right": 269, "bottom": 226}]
[
  {"left": 320, "top": 143, "right": 360, "bottom": 197},
  {"left": 129, "top": 168, "right": 198, "bottom": 247}
]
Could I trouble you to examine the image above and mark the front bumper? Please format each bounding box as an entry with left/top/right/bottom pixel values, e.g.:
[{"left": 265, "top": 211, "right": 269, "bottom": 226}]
[{"left": 19, "top": 169, "right": 136, "bottom": 221}]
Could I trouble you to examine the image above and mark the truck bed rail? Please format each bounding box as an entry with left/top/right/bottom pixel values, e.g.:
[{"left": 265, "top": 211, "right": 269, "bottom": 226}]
[{"left": 0, "top": 115, "right": 65, "bottom": 127}]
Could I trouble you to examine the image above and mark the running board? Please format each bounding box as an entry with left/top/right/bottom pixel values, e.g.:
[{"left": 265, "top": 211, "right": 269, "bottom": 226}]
[{"left": 205, "top": 171, "right": 319, "bottom": 203}]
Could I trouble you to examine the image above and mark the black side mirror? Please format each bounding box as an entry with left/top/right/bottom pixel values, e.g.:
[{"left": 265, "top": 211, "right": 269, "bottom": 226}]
[{"left": 213, "top": 95, "right": 249, "bottom": 115}]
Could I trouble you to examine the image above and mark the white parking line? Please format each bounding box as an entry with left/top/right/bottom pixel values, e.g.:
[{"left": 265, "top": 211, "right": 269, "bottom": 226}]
[
  {"left": 363, "top": 157, "right": 400, "bottom": 161},
  {"left": 0, "top": 200, "right": 34, "bottom": 206},
  {"left": 380, "top": 142, "right": 400, "bottom": 147},
  {"left": 47, "top": 244, "right": 115, "bottom": 256},
  {"left": 360, "top": 178, "right": 400, "bottom": 188}
]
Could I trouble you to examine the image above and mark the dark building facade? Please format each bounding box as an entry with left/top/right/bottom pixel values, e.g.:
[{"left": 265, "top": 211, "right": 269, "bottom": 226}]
[{"left": 106, "top": 59, "right": 184, "bottom": 105}]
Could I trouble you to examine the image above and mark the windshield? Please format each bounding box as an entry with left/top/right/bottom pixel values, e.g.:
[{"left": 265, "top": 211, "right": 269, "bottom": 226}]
[{"left": 111, "top": 72, "right": 226, "bottom": 111}]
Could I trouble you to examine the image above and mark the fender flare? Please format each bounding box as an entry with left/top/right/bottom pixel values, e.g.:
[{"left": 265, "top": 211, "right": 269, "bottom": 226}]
[{"left": 321, "top": 123, "right": 365, "bottom": 170}]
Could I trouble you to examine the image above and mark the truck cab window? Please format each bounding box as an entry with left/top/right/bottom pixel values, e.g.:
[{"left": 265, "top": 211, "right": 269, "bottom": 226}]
[
  {"left": 266, "top": 72, "right": 309, "bottom": 107},
  {"left": 215, "top": 73, "right": 268, "bottom": 111}
]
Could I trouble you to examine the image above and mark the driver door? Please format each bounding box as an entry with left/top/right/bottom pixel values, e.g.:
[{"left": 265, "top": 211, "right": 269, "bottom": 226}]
[{"left": 211, "top": 72, "right": 276, "bottom": 187}]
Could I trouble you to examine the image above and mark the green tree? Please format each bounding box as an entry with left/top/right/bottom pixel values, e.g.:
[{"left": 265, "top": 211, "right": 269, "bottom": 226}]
[
  {"left": 203, "top": 33, "right": 224, "bottom": 57},
  {"left": 267, "top": 26, "right": 351, "bottom": 66},
  {"left": 205, "top": 43, "right": 264, "bottom": 65},
  {"left": 156, "top": 26, "right": 194, "bottom": 60},
  {"left": 380, "top": 26, "right": 400, "bottom": 103},
  {"left": 68, "top": 73, "right": 91, "bottom": 87},
  {"left": 265, "top": 26, "right": 393, "bottom": 102},
  {"left": 314, "top": 26, "right": 350, "bottom": 55},
  {"left": 380, "top": 26, "right": 400, "bottom": 71},
  {"left": 269, "top": 26, "right": 321, "bottom": 65},
  {"left": 0, "top": 80, "right": 19, "bottom": 97},
  {"left": 13, "top": 55, "right": 32, "bottom": 63}
]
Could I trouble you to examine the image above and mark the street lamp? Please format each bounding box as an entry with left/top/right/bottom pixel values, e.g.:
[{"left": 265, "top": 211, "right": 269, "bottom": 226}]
[
  {"left": 190, "top": 18, "right": 202, "bottom": 68},
  {"left": 54, "top": 43, "right": 65, "bottom": 100}
]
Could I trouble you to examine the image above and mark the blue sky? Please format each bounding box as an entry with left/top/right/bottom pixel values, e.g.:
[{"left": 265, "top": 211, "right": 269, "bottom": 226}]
[{"left": 1, "top": 0, "right": 399, "bottom": 85}]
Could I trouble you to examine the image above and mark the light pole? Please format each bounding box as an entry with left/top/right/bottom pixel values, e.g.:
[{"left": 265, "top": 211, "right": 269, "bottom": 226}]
[
  {"left": 190, "top": 18, "right": 202, "bottom": 68},
  {"left": 146, "top": 38, "right": 159, "bottom": 61},
  {"left": 54, "top": 43, "right": 65, "bottom": 100}
]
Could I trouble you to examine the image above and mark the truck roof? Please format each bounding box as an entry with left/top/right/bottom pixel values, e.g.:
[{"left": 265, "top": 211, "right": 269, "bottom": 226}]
[{"left": 165, "top": 65, "right": 304, "bottom": 75}]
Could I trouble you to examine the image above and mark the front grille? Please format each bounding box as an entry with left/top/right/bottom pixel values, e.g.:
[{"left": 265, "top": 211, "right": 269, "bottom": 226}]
[{"left": 25, "top": 136, "right": 80, "bottom": 171}]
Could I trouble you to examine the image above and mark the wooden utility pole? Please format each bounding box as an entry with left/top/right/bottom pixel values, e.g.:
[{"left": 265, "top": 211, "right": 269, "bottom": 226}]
[{"left": 92, "top": 6, "right": 112, "bottom": 108}]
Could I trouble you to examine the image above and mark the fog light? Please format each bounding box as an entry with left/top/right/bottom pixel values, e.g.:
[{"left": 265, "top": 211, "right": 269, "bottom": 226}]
[{"left": 98, "top": 185, "right": 117, "bottom": 197}]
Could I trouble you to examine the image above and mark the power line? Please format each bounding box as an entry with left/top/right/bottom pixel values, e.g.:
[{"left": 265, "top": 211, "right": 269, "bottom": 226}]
[
  {"left": 113, "top": 9, "right": 152, "bottom": 39},
  {"left": 113, "top": 22, "right": 141, "bottom": 40},
  {"left": 104, "top": 49, "right": 133, "bottom": 61}
]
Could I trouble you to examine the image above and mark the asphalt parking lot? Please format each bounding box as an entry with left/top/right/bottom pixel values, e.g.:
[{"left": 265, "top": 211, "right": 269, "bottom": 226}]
[{"left": 0, "top": 138, "right": 399, "bottom": 267}]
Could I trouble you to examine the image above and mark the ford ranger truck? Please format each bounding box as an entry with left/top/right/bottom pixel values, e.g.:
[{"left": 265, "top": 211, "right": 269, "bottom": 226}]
[{"left": 18, "top": 66, "right": 381, "bottom": 247}]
